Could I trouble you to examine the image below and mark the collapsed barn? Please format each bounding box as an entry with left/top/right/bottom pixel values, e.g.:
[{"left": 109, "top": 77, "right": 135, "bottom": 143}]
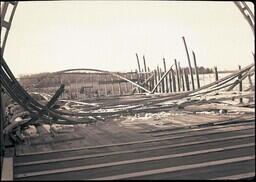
[{"left": 1, "top": 1, "right": 255, "bottom": 180}]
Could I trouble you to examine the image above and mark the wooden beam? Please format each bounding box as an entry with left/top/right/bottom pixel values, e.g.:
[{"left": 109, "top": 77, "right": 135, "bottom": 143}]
[
  {"left": 168, "top": 71, "right": 172, "bottom": 93},
  {"left": 182, "top": 36, "right": 195, "bottom": 90},
  {"left": 93, "top": 155, "right": 254, "bottom": 180},
  {"left": 179, "top": 62, "right": 185, "bottom": 91},
  {"left": 184, "top": 69, "right": 190, "bottom": 91},
  {"left": 239, "top": 65, "right": 243, "bottom": 103},
  {"left": 143, "top": 55, "right": 147, "bottom": 83},
  {"left": 15, "top": 133, "right": 253, "bottom": 167},
  {"left": 171, "top": 68, "right": 176, "bottom": 92},
  {"left": 214, "top": 66, "right": 219, "bottom": 81},
  {"left": 157, "top": 66, "right": 161, "bottom": 93},
  {"left": 174, "top": 59, "right": 181, "bottom": 92},
  {"left": 160, "top": 68, "right": 165, "bottom": 93},
  {"left": 136, "top": 54, "right": 142, "bottom": 93},
  {"left": 192, "top": 51, "right": 200, "bottom": 89},
  {"left": 163, "top": 58, "right": 169, "bottom": 93},
  {"left": 17, "top": 127, "right": 254, "bottom": 157}
]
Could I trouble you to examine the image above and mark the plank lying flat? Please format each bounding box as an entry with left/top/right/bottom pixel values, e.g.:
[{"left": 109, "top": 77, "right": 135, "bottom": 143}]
[
  {"left": 92, "top": 156, "right": 255, "bottom": 180},
  {"left": 16, "top": 124, "right": 254, "bottom": 157},
  {"left": 14, "top": 112, "right": 255, "bottom": 180},
  {"left": 15, "top": 143, "right": 254, "bottom": 179},
  {"left": 14, "top": 137, "right": 254, "bottom": 175},
  {"left": 131, "top": 159, "right": 255, "bottom": 180},
  {"left": 14, "top": 134, "right": 254, "bottom": 167}
]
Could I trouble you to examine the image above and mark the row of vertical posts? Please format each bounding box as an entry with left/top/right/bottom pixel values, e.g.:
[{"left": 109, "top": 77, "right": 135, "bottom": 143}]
[
  {"left": 135, "top": 37, "right": 202, "bottom": 94},
  {"left": 135, "top": 56, "right": 200, "bottom": 94}
]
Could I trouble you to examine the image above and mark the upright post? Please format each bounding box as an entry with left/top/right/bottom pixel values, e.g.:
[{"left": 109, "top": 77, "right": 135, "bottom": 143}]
[
  {"left": 147, "top": 67, "right": 151, "bottom": 90},
  {"left": 136, "top": 54, "right": 142, "bottom": 93},
  {"left": 118, "top": 78, "right": 122, "bottom": 96},
  {"left": 130, "top": 72, "right": 134, "bottom": 93},
  {"left": 160, "top": 68, "right": 165, "bottom": 93},
  {"left": 135, "top": 69, "right": 140, "bottom": 93},
  {"left": 182, "top": 36, "right": 195, "bottom": 90},
  {"left": 169, "top": 71, "right": 172, "bottom": 93},
  {"left": 174, "top": 59, "right": 181, "bottom": 92},
  {"left": 104, "top": 74, "right": 107, "bottom": 96},
  {"left": 184, "top": 68, "right": 190, "bottom": 91},
  {"left": 163, "top": 58, "right": 169, "bottom": 93},
  {"left": 154, "top": 69, "right": 158, "bottom": 92},
  {"left": 171, "top": 68, "right": 176, "bottom": 92},
  {"left": 214, "top": 66, "right": 219, "bottom": 81},
  {"left": 111, "top": 77, "right": 114, "bottom": 96},
  {"left": 179, "top": 62, "right": 185, "bottom": 91},
  {"left": 192, "top": 51, "right": 200, "bottom": 89},
  {"left": 238, "top": 65, "right": 243, "bottom": 103},
  {"left": 143, "top": 55, "right": 147, "bottom": 83},
  {"left": 157, "top": 66, "right": 161, "bottom": 93}
]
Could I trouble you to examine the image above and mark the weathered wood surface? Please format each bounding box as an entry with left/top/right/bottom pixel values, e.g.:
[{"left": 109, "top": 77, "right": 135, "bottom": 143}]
[
  {"left": 13, "top": 111, "right": 255, "bottom": 180},
  {"left": 1, "top": 157, "right": 13, "bottom": 181}
]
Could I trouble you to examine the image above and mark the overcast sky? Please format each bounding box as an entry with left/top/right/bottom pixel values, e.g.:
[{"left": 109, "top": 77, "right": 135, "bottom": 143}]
[{"left": 3, "top": 1, "right": 255, "bottom": 77}]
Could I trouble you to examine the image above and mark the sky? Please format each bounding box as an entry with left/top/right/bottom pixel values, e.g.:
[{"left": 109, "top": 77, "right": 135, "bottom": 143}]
[{"left": 2, "top": 1, "right": 255, "bottom": 77}]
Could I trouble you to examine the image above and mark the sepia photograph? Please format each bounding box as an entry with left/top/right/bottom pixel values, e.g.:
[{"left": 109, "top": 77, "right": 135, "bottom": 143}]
[{"left": 1, "top": 1, "right": 255, "bottom": 180}]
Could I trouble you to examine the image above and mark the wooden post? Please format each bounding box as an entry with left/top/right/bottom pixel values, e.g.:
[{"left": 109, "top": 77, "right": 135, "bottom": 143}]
[
  {"left": 192, "top": 51, "right": 200, "bottom": 89},
  {"left": 160, "top": 68, "right": 165, "bottom": 93},
  {"left": 147, "top": 67, "right": 151, "bottom": 90},
  {"left": 136, "top": 54, "right": 142, "bottom": 93},
  {"left": 179, "top": 62, "right": 185, "bottom": 91},
  {"left": 154, "top": 69, "right": 158, "bottom": 92},
  {"left": 141, "top": 68, "right": 144, "bottom": 92},
  {"left": 182, "top": 36, "right": 195, "bottom": 90},
  {"left": 98, "top": 73, "right": 101, "bottom": 97},
  {"left": 124, "top": 73, "right": 128, "bottom": 95},
  {"left": 214, "top": 66, "right": 219, "bottom": 81},
  {"left": 157, "top": 66, "right": 161, "bottom": 93},
  {"left": 91, "top": 73, "right": 93, "bottom": 98},
  {"left": 238, "top": 65, "right": 243, "bottom": 103},
  {"left": 136, "top": 53, "right": 141, "bottom": 73},
  {"left": 168, "top": 71, "right": 172, "bottom": 93},
  {"left": 174, "top": 59, "right": 181, "bottom": 92},
  {"left": 104, "top": 74, "right": 107, "bottom": 96},
  {"left": 143, "top": 55, "right": 147, "bottom": 83},
  {"left": 130, "top": 72, "right": 134, "bottom": 93},
  {"left": 118, "top": 78, "right": 122, "bottom": 96},
  {"left": 111, "top": 77, "right": 114, "bottom": 96},
  {"left": 171, "top": 68, "right": 176, "bottom": 92},
  {"left": 184, "top": 68, "right": 190, "bottom": 91},
  {"left": 135, "top": 69, "right": 140, "bottom": 93},
  {"left": 163, "top": 58, "right": 169, "bottom": 93},
  {"left": 75, "top": 78, "right": 78, "bottom": 99}
]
